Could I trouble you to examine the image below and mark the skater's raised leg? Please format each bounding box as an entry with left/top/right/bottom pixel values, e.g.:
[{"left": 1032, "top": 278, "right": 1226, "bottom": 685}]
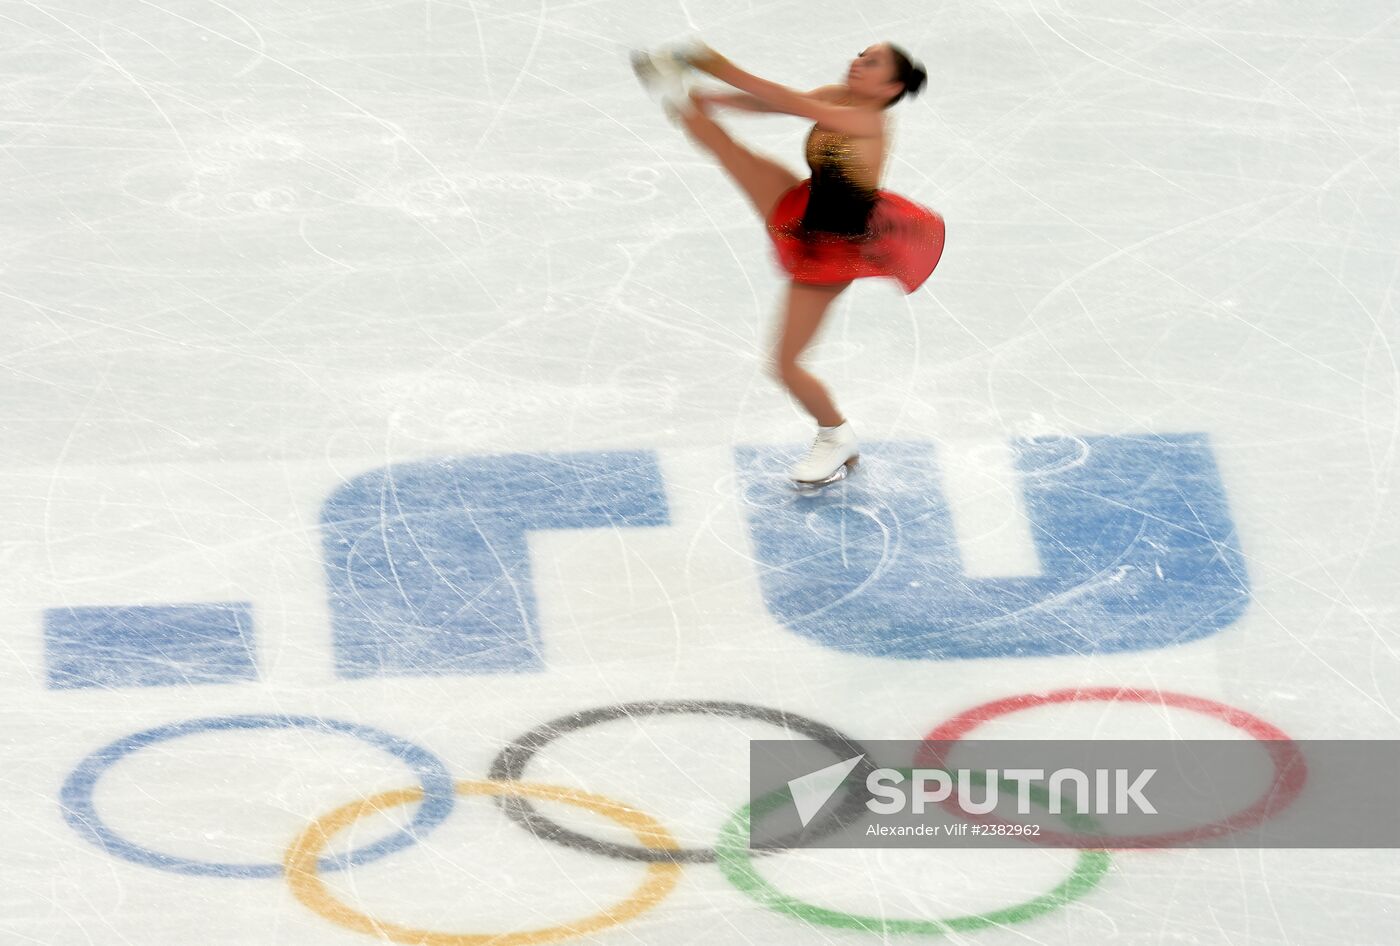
[{"left": 676, "top": 92, "right": 800, "bottom": 219}]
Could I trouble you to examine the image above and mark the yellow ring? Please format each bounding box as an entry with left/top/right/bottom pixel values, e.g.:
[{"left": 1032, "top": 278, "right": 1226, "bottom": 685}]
[{"left": 284, "top": 780, "right": 682, "bottom": 945}]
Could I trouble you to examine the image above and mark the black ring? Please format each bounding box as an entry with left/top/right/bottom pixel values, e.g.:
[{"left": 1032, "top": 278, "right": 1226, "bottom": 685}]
[{"left": 488, "top": 699, "right": 874, "bottom": 863}]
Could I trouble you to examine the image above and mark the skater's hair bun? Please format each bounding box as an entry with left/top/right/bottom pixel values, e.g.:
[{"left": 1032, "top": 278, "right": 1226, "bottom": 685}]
[{"left": 887, "top": 44, "right": 926, "bottom": 107}]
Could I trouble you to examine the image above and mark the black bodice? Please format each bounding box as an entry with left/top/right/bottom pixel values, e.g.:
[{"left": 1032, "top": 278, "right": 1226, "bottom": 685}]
[{"left": 801, "top": 128, "right": 878, "bottom": 236}]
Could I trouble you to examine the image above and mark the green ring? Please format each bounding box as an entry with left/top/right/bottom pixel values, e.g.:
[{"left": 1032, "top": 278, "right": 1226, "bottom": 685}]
[{"left": 715, "top": 772, "right": 1112, "bottom": 936}]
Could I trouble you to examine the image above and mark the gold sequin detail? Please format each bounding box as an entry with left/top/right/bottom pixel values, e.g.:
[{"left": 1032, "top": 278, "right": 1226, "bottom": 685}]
[{"left": 804, "top": 128, "right": 877, "bottom": 194}]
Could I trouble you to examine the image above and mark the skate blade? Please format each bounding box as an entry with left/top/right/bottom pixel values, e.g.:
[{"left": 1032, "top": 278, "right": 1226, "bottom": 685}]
[
  {"left": 630, "top": 50, "right": 660, "bottom": 86},
  {"left": 792, "top": 456, "right": 859, "bottom": 490}
]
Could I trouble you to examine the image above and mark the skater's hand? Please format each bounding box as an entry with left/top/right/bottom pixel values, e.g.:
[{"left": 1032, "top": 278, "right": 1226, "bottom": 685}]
[{"left": 687, "top": 89, "right": 717, "bottom": 115}]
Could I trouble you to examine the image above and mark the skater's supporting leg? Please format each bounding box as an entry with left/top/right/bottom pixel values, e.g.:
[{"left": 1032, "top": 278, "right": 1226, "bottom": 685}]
[
  {"left": 677, "top": 93, "right": 800, "bottom": 220},
  {"left": 772, "top": 280, "right": 849, "bottom": 427}
]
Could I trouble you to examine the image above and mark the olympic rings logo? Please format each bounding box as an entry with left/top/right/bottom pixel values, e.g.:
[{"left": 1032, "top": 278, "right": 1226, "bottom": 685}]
[{"left": 60, "top": 690, "right": 1304, "bottom": 943}]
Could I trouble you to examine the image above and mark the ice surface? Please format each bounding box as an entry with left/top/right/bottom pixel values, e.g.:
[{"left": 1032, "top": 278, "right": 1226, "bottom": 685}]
[{"left": 1, "top": 0, "right": 1397, "bottom": 943}]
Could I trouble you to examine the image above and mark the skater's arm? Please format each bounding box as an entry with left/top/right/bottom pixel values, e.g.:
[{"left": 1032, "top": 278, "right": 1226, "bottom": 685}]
[
  {"left": 703, "top": 86, "right": 844, "bottom": 113},
  {"left": 686, "top": 48, "right": 882, "bottom": 136},
  {"left": 698, "top": 91, "right": 776, "bottom": 112}
]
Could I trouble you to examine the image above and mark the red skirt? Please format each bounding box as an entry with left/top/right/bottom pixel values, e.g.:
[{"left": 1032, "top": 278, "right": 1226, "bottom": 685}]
[{"left": 766, "top": 180, "right": 945, "bottom": 294}]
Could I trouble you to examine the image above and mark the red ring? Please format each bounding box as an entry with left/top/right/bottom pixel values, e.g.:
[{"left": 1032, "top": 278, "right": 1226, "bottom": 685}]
[{"left": 916, "top": 687, "right": 1308, "bottom": 849}]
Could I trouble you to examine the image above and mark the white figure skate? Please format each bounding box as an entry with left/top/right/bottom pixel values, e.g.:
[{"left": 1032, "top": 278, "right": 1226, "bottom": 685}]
[
  {"left": 790, "top": 422, "right": 860, "bottom": 488},
  {"left": 629, "top": 47, "right": 694, "bottom": 120}
]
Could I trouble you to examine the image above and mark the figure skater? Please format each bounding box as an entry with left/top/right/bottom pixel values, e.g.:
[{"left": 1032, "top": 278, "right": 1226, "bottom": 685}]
[{"left": 632, "top": 41, "right": 945, "bottom": 486}]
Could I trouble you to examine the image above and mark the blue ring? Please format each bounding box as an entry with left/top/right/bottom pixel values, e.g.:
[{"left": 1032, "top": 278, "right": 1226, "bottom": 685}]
[{"left": 60, "top": 714, "right": 456, "bottom": 879}]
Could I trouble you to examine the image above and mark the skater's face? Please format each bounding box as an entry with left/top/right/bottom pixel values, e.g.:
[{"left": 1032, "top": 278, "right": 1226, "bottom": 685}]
[{"left": 846, "top": 44, "right": 903, "bottom": 103}]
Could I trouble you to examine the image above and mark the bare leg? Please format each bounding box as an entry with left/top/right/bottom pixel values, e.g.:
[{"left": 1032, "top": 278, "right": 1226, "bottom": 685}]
[
  {"left": 673, "top": 98, "right": 844, "bottom": 424},
  {"left": 773, "top": 281, "right": 850, "bottom": 427},
  {"left": 677, "top": 94, "right": 800, "bottom": 219}
]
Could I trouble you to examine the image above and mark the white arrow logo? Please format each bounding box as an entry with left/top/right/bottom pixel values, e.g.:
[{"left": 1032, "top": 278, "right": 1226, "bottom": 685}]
[{"left": 787, "top": 755, "right": 865, "bottom": 827}]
